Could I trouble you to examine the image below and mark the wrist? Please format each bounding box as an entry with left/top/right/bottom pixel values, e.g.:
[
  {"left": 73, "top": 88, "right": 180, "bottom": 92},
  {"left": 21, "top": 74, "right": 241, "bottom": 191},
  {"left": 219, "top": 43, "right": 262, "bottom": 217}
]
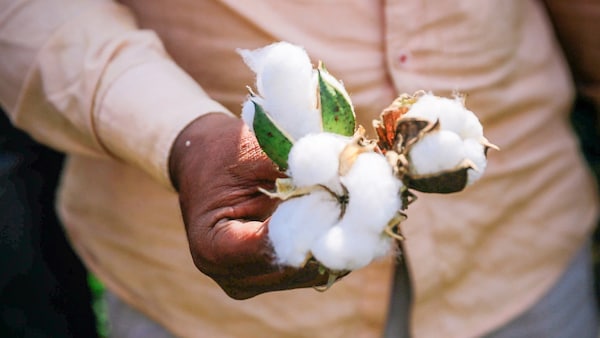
[{"left": 168, "top": 112, "right": 241, "bottom": 191}]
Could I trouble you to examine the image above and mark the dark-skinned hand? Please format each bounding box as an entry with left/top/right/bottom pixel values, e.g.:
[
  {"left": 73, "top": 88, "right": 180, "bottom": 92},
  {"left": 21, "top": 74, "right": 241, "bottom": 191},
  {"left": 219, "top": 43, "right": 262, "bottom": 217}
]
[{"left": 169, "top": 113, "right": 332, "bottom": 299}]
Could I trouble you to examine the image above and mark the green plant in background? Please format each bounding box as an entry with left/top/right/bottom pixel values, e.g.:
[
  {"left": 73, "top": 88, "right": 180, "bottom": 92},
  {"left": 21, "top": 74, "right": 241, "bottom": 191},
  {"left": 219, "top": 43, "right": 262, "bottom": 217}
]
[{"left": 87, "top": 274, "right": 109, "bottom": 338}]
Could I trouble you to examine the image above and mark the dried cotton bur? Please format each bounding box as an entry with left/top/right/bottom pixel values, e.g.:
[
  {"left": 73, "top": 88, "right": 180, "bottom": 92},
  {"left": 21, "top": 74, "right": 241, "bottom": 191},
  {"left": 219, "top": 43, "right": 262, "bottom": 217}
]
[
  {"left": 238, "top": 42, "right": 497, "bottom": 290},
  {"left": 373, "top": 92, "right": 499, "bottom": 197}
]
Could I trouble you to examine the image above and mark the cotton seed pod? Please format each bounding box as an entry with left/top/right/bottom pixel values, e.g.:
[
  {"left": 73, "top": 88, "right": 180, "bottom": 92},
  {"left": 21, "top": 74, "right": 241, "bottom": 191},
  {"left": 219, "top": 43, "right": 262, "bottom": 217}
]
[
  {"left": 395, "top": 118, "right": 476, "bottom": 194},
  {"left": 260, "top": 127, "right": 403, "bottom": 272},
  {"left": 372, "top": 92, "right": 497, "bottom": 194},
  {"left": 240, "top": 42, "right": 357, "bottom": 172}
]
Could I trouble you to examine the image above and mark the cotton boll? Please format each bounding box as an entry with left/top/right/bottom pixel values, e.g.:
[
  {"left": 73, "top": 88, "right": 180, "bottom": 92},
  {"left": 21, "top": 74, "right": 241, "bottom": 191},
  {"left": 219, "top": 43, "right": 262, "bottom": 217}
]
[
  {"left": 287, "top": 133, "right": 349, "bottom": 192},
  {"left": 240, "top": 42, "right": 321, "bottom": 140},
  {"left": 409, "top": 130, "right": 466, "bottom": 175},
  {"left": 269, "top": 190, "right": 340, "bottom": 267},
  {"left": 340, "top": 152, "right": 403, "bottom": 233},
  {"left": 463, "top": 138, "right": 487, "bottom": 185},
  {"left": 238, "top": 42, "right": 321, "bottom": 140},
  {"left": 311, "top": 225, "right": 393, "bottom": 271}
]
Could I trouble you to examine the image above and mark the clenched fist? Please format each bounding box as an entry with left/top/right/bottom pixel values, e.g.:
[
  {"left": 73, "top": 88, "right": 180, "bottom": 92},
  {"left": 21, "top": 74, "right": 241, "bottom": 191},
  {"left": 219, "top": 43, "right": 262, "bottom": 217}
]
[{"left": 169, "top": 113, "right": 331, "bottom": 299}]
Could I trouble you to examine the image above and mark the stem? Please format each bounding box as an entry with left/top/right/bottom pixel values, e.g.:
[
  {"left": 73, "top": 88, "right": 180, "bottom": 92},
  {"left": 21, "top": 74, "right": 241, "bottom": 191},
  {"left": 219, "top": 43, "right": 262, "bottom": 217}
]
[{"left": 382, "top": 240, "right": 413, "bottom": 338}]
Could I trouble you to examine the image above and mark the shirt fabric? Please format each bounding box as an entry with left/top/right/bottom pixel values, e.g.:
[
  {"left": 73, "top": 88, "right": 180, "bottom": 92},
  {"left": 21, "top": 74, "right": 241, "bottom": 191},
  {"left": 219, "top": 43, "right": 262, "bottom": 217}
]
[{"left": 0, "top": 1, "right": 598, "bottom": 337}]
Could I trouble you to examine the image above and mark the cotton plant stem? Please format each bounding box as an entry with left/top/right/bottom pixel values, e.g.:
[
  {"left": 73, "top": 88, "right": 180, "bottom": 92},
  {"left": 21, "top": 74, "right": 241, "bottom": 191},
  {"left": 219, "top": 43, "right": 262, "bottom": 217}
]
[{"left": 382, "top": 240, "right": 413, "bottom": 338}]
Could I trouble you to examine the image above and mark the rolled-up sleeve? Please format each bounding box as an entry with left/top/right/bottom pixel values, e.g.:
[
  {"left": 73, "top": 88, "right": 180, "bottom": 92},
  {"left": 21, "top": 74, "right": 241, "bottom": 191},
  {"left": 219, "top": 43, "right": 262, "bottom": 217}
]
[{"left": 0, "top": 0, "right": 232, "bottom": 189}]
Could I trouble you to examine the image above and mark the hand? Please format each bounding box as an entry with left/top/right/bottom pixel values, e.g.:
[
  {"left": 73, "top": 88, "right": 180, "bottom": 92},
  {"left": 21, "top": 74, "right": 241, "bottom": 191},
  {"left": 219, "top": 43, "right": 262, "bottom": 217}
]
[{"left": 169, "top": 113, "right": 331, "bottom": 299}]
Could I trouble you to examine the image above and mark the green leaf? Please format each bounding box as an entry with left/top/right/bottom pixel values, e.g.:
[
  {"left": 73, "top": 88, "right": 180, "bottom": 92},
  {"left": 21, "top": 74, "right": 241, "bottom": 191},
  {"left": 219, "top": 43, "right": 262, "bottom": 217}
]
[
  {"left": 252, "top": 101, "right": 294, "bottom": 170},
  {"left": 318, "top": 66, "right": 356, "bottom": 136}
]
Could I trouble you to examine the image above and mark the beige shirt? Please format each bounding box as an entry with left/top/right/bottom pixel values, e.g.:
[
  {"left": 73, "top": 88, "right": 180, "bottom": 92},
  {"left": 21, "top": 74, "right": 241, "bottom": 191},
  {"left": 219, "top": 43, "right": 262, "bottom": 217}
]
[{"left": 1, "top": 1, "right": 598, "bottom": 337}]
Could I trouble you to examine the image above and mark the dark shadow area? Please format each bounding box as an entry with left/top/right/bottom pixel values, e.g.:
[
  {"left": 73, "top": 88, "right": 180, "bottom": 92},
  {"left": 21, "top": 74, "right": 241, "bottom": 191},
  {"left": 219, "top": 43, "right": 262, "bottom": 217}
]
[
  {"left": 570, "top": 96, "right": 600, "bottom": 307},
  {"left": 0, "top": 111, "right": 97, "bottom": 337}
]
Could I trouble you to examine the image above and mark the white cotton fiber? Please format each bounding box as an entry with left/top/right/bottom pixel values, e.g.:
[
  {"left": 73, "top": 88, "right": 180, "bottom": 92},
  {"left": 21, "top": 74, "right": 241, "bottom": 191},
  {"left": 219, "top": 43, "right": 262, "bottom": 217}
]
[
  {"left": 238, "top": 42, "right": 321, "bottom": 140},
  {"left": 241, "top": 42, "right": 497, "bottom": 274},
  {"left": 409, "top": 130, "right": 466, "bottom": 175},
  {"left": 461, "top": 111, "right": 484, "bottom": 140},
  {"left": 237, "top": 45, "right": 270, "bottom": 79},
  {"left": 310, "top": 225, "right": 393, "bottom": 271},
  {"left": 404, "top": 94, "right": 482, "bottom": 139},
  {"left": 463, "top": 138, "right": 487, "bottom": 185},
  {"left": 287, "top": 133, "right": 350, "bottom": 193},
  {"left": 270, "top": 137, "right": 403, "bottom": 270},
  {"left": 268, "top": 190, "right": 340, "bottom": 267},
  {"left": 340, "top": 152, "right": 403, "bottom": 233}
]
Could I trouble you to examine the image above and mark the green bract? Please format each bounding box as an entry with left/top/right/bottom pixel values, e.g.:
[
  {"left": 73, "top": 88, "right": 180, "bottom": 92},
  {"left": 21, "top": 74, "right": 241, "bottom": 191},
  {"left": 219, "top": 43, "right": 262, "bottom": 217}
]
[
  {"left": 252, "top": 101, "right": 294, "bottom": 171},
  {"left": 318, "top": 65, "right": 356, "bottom": 137},
  {"left": 250, "top": 62, "right": 356, "bottom": 171}
]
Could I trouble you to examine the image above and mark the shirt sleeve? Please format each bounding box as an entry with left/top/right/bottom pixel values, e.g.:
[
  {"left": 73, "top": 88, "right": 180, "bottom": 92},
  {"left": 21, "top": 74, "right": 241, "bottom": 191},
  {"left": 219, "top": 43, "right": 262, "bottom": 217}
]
[{"left": 0, "top": 0, "right": 233, "bottom": 189}]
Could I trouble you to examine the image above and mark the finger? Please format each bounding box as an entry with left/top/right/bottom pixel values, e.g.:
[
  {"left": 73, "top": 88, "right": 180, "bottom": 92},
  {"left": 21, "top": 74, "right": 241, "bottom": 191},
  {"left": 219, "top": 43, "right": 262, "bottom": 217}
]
[{"left": 189, "top": 218, "right": 275, "bottom": 276}]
